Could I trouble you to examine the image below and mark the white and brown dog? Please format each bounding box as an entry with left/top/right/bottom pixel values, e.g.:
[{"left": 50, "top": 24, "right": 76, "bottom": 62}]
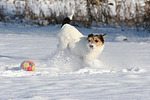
[{"left": 58, "top": 12, "right": 106, "bottom": 66}]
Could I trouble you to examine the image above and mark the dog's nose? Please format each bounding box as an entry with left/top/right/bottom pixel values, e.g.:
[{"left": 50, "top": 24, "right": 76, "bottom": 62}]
[{"left": 89, "top": 45, "right": 93, "bottom": 48}]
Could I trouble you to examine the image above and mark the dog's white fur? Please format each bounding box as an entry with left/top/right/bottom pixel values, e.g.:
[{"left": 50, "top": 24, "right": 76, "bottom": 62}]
[{"left": 58, "top": 24, "right": 104, "bottom": 64}]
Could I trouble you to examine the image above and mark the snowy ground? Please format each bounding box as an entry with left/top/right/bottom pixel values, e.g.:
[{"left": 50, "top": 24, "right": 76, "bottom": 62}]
[{"left": 0, "top": 23, "right": 150, "bottom": 100}]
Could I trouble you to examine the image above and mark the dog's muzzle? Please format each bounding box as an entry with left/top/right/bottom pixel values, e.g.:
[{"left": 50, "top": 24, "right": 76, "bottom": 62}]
[
  {"left": 88, "top": 42, "right": 95, "bottom": 50},
  {"left": 89, "top": 45, "right": 93, "bottom": 48}
]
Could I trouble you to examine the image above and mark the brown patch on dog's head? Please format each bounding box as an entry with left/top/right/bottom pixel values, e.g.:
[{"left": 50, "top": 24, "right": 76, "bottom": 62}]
[
  {"left": 98, "top": 33, "right": 106, "bottom": 44},
  {"left": 87, "top": 33, "right": 106, "bottom": 47}
]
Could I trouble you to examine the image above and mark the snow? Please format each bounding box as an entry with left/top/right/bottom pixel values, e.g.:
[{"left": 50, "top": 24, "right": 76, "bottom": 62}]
[
  {"left": 0, "top": 23, "right": 150, "bottom": 100},
  {"left": 0, "top": 0, "right": 150, "bottom": 99},
  {"left": 0, "top": 0, "right": 147, "bottom": 22}
]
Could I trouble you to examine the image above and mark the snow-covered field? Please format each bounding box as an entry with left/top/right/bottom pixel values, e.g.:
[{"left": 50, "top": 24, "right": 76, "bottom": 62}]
[{"left": 0, "top": 22, "right": 150, "bottom": 100}]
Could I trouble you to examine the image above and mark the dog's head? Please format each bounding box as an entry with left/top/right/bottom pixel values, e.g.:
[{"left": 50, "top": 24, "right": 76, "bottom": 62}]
[{"left": 87, "top": 33, "right": 106, "bottom": 50}]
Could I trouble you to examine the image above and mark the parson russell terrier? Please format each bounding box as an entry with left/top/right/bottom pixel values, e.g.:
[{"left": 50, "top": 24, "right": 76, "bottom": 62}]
[{"left": 57, "top": 11, "right": 106, "bottom": 65}]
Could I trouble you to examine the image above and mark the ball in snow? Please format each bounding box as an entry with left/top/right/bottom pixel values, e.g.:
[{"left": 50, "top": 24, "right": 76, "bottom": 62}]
[{"left": 20, "top": 61, "right": 35, "bottom": 71}]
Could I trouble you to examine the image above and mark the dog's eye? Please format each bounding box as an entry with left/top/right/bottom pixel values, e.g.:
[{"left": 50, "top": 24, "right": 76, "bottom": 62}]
[
  {"left": 88, "top": 40, "right": 91, "bottom": 42},
  {"left": 95, "top": 40, "right": 99, "bottom": 43}
]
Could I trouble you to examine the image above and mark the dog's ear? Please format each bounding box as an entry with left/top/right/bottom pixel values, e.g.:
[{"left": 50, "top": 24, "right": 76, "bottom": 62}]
[
  {"left": 102, "top": 33, "right": 106, "bottom": 41},
  {"left": 88, "top": 34, "right": 94, "bottom": 38},
  {"left": 103, "top": 33, "right": 106, "bottom": 38},
  {"left": 98, "top": 34, "right": 106, "bottom": 44}
]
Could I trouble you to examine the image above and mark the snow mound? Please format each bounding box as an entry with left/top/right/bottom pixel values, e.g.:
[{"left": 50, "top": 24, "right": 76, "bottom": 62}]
[
  {"left": 122, "top": 67, "right": 145, "bottom": 73},
  {"left": 113, "top": 35, "right": 128, "bottom": 42},
  {"left": 76, "top": 67, "right": 115, "bottom": 74}
]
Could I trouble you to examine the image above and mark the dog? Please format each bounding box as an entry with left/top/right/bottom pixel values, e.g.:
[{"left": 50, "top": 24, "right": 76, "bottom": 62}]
[{"left": 58, "top": 11, "right": 106, "bottom": 66}]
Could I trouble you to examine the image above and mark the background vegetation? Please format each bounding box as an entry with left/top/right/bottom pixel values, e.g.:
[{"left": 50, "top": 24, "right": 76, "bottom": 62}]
[{"left": 0, "top": 0, "right": 150, "bottom": 31}]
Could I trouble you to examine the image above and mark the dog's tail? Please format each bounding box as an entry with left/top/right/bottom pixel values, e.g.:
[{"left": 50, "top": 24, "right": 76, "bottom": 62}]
[{"left": 61, "top": 10, "right": 74, "bottom": 27}]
